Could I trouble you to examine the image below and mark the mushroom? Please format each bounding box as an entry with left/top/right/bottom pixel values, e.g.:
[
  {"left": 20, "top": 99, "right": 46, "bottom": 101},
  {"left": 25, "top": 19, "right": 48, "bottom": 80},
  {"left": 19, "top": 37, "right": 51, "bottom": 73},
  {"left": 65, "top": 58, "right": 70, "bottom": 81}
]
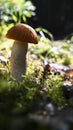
[{"left": 6, "top": 23, "right": 38, "bottom": 81}]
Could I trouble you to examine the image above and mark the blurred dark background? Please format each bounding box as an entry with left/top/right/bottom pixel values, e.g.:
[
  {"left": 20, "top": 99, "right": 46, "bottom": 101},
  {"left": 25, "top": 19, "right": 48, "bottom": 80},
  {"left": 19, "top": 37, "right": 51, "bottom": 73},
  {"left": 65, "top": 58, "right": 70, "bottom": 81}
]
[{"left": 27, "top": 0, "right": 73, "bottom": 39}]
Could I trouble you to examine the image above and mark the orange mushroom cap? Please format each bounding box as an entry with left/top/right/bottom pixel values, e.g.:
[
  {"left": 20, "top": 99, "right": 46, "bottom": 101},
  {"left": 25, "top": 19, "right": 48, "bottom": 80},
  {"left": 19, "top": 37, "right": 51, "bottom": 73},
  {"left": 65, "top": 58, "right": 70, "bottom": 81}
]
[{"left": 6, "top": 24, "right": 38, "bottom": 44}]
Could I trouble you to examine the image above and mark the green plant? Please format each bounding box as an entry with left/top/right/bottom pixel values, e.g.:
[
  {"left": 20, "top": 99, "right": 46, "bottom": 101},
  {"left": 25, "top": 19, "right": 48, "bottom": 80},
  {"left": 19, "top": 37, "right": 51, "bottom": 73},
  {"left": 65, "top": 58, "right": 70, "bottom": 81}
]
[{"left": 0, "top": 0, "right": 35, "bottom": 25}]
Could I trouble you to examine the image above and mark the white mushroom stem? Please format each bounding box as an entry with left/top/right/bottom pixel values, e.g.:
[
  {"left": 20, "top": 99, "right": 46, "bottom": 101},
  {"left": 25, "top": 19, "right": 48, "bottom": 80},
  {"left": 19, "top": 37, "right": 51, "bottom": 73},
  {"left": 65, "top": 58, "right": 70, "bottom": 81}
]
[{"left": 10, "top": 41, "right": 28, "bottom": 81}]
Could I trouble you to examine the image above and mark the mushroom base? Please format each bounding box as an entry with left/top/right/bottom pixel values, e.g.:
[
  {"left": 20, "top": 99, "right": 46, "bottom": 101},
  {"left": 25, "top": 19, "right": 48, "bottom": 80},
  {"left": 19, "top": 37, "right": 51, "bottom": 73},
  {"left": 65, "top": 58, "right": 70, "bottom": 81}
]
[{"left": 10, "top": 41, "right": 28, "bottom": 81}]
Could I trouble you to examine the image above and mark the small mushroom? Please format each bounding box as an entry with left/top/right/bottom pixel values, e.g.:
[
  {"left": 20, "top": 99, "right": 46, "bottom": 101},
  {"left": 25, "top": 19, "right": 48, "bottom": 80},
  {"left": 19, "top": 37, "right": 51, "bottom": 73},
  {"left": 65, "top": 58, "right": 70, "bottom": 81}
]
[{"left": 6, "top": 23, "right": 38, "bottom": 81}]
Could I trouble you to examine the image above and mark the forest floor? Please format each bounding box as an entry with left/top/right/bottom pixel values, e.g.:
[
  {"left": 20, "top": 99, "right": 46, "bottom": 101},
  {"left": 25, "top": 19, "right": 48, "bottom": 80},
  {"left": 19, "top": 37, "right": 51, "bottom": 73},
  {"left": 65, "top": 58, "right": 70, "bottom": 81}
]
[{"left": 0, "top": 38, "right": 73, "bottom": 130}]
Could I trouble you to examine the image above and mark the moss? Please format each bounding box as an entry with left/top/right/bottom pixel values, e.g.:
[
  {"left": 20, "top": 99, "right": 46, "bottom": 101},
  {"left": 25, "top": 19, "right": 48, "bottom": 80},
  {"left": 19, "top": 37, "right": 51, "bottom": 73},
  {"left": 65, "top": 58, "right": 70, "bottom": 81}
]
[
  {"left": 0, "top": 57, "right": 67, "bottom": 111},
  {"left": 41, "top": 74, "right": 66, "bottom": 106}
]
